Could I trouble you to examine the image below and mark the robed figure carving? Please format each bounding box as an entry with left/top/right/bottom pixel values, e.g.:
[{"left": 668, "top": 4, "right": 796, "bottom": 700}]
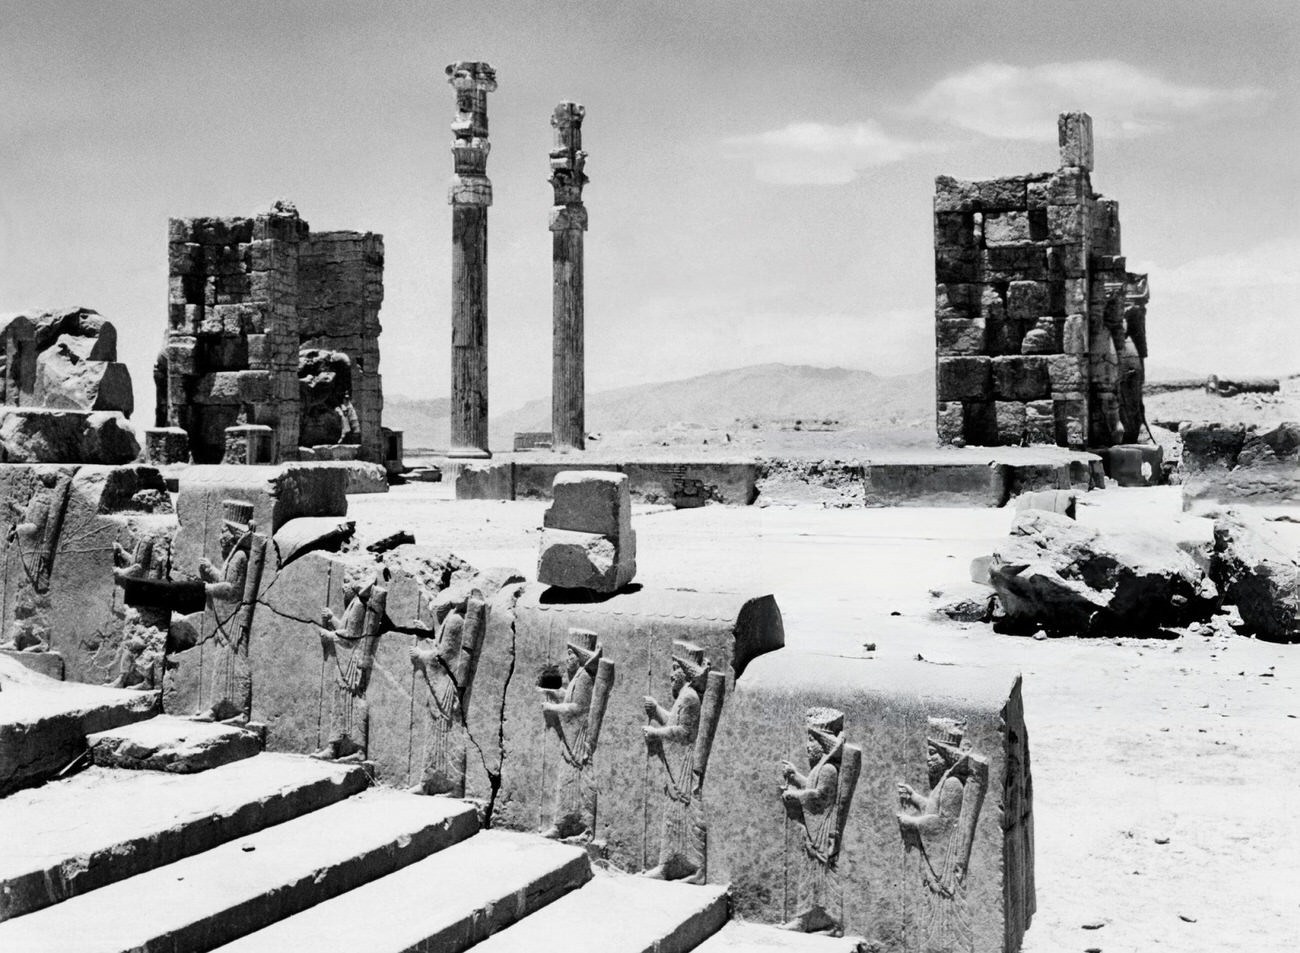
[
  {"left": 313, "top": 575, "right": 388, "bottom": 763},
  {"left": 642, "top": 640, "right": 725, "bottom": 883},
  {"left": 196, "top": 499, "right": 267, "bottom": 723},
  {"left": 539, "top": 628, "right": 615, "bottom": 841},
  {"left": 411, "top": 588, "right": 487, "bottom": 796},
  {"left": 780, "top": 707, "right": 862, "bottom": 936},
  {"left": 897, "top": 717, "right": 990, "bottom": 953},
  {"left": 4, "top": 469, "right": 72, "bottom": 651}
]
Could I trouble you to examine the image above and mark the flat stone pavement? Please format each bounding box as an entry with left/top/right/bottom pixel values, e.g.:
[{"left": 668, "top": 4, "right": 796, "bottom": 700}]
[{"left": 348, "top": 484, "right": 1299, "bottom": 953}]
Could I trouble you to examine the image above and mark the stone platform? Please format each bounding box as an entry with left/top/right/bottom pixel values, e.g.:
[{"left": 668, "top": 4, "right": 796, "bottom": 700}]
[{"left": 448, "top": 445, "right": 1102, "bottom": 508}]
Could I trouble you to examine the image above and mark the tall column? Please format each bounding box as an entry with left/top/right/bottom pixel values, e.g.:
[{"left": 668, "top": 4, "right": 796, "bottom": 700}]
[
  {"left": 446, "top": 61, "right": 497, "bottom": 458},
  {"left": 549, "top": 102, "right": 588, "bottom": 451}
]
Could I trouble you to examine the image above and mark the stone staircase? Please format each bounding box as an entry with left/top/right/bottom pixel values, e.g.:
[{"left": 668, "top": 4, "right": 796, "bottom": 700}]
[{"left": 0, "top": 707, "right": 864, "bottom": 953}]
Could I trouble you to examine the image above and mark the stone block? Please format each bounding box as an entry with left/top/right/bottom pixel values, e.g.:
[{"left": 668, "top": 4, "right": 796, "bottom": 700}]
[
  {"left": 87, "top": 715, "right": 261, "bottom": 773},
  {"left": 455, "top": 462, "right": 515, "bottom": 500},
  {"left": 934, "top": 176, "right": 977, "bottom": 212},
  {"left": 1058, "top": 111, "right": 1094, "bottom": 170},
  {"left": 1047, "top": 205, "right": 1086, "bottom": 243},
  {"left": 934, "top": 211, "right": 976, "bottom": 250},
  {"left": 995, "top": 401, "right": 1026, "bottom": 445},
  {"left": 543, "top": 472, "right": 632, "bottom": 538},
  {"left": 982, "top": 211, "right": 1032, "bottom": 246},
  {"left": 936, "top": 317, "right": 987, "bottom": 356},
  {"left": 1012, "top": 488, "right": 1077, "bottom": 517},
  {"left": 1043, "top": 168, "right": 1088, "bottom": 206},
  {"left": 1047, "top": 354, "right": 1087, "bottom": 393},
  {"left": 537, "top": 528, "right": 637, "bottom": 593},
  {"left": 991, "top": 356, "right": 1051, "bottom": 401},
  {"left": 1006, "top": 280, "right": 1049, "bottom": 324},
  {"left": 1212, "top": 513, "right": 1300, "bottom": 643},
  {"left": 935, "top": 246, "right": 977, "bottom": 283},
  {"left": 172, "top": 464, "right": 348, "bottom": 573},
  {"left": 1102, "top": 444, "right": 1164, "bottom": 487},
  {"left": 1024, "top": 401, "right": 1056, "bottom": 445},
  {"left": 168, "top": 243, "right": 202, "bottom": 276},
  {"left": 34, "top": 357, "right": 134, "bottom": 417},
  {"left": 145, "top": 427, "right": 190, "bottom": 465},
  {"left": 471, "top": 584, "right": 785, "bottom": 869},
  {"left": 936, "top": 402, "right": 963, "bottom": 445},
  {"left": 982, "top": 244, "right": 1049, "bottom": 281},
  {"left": 0, "top": 409, "right": 139, "bottom": 465},
  {"left": 935, "top": 282, "right": 980, "bottom": 320},
  {"left": 961, "top": 400, "right": 999, "bottom": 445},
  {"left": 974, "top": 176, "right": 1027, "bottom": 210},
  {"left": 708, "top": 651, "right": 1034, "bottom": 948},
  {"left": 1180, "top": 422, "right": 1247, "bottom": 468},
  {"left": 936, "top": 356, "right": 991, "bottom": 402},
  {"left": 1053, "top": 398, "right": 1088, "bottom": 449},
  {"left": 223, "top": 425, "right": 275, "bottom": 465}
]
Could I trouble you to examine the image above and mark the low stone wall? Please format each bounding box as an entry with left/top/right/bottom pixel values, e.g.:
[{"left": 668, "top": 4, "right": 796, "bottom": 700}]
[{"left": 1180, "top": 421, "right": 1300, "bottom": 505}]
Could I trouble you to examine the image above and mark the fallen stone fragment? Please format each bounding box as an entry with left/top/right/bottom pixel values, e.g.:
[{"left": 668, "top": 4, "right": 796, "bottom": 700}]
[
  {"left": 537, "top": 471, "right": 636, "bottom": 593},
  {"left": 989, "top": 510, "right": 1218, "bottom": 636},
  {"left": 1211, "top": 512, "right": 1300, "bottom": 643},
  {"left": 87, "top": 714, "right": 261, "bottom": 772}
]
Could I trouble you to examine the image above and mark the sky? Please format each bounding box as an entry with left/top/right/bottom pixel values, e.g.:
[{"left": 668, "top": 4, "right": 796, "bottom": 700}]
[{"left": 2, "top": 0, "right": 1297, "bottom": 416}]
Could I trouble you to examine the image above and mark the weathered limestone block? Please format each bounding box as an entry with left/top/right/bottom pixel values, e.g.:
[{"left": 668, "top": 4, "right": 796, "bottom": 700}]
[
  {"left": 934, "top": 176, "right": 978, "bottom": 213},
  {"left": 0, "top": 465, "right": 174, "bottom": 684},
  {"left": 936, "top": 283, "right": 980, "bottom": 320},
  {"left": 709, "top": 651, "right": 1034, "bottom": 950},
  {"left": 937, "top": 318, "right": 987, "bottom": 356},
  {"left": 1058, "top": 111, "right": 1094, "bottom": 170},
  {"left": 995, "top": 402, "right": 1026, "bottom": 445},
  {"left": 172, "top": 464, "right": 348, "bottom": 572},
  {"left": 456, "top": 462, "right": 515, "bottom": 500},
  {"left": 0, "top": 313, "right": 38, "bottom": 405},
  {"left": 975, "top": 177, "right": 1028, "bottom": 210},
  {"left": 936, "top": 401, "right": 963, "bottom": 445},
  {"left": 471, "top": 584, "right": 784, "bottom": 872},
  {"left": 538, "top": 471, "right": 636, "bottom": 593},
  {"left": 1101, "top": 444, "right": 1163, "bottom": 487},
  {"left": 1180, "top": 422, "right": 1247, "bottom": 468},
  {"left": 35, "top": 351, "right": 134, "bottom": 417},
  {"left": 937, "top": 357, "right": 992, "bottom": 403},
  {"left": 145, "top": 426, "right": 190, "bottom": 465},
  {"left": 87, "top": 714, "right": 261, "bottom": 772},
  {"left": 989, "top": 510, "right": 1217, "bottom": 636},
  {"left": 1012, "top": 488, "right": 1077, "bottom": 518},
  {"left": 991, "top": 356, "right": 1050, "bottom": 402},
  {"left": 0, "top": 409, "right": 139, "bottom": 465},
  {"left": 223, "top": 425, "right": 274, "bottom": 465},
  {"left": 1024, "top": 400, "right": 1055, "bottom": 445},
  {"left": 1211, "top": 513, "right": 1300, "bottom": 643},
  {"left": 982, "top": 211, "right": 1032, "bottom": 246}
]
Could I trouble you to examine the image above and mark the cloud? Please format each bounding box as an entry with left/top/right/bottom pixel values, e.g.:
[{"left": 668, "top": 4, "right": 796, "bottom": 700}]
[
  {"left": 1139, "top": 237, "right": 1300, "bottom": 376},
  {"left": 911, "top": 60, "right": 1271, "bottom": 140},
  {"left": 726, "top": 120, "right": 944, "bottom": 185}
]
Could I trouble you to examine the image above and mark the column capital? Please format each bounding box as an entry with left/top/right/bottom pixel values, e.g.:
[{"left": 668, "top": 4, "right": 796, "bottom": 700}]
[
  {"left": 549, "top": 100, "right": 588, "bottom": 225},
  {"left": 447, "top": 61, "right": 495, "bottom": 207}
]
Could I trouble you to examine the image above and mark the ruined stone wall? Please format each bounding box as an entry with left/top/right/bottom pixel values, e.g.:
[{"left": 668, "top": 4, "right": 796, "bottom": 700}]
[
  {"left": 159, "top": 205, "right": 383, "bottom": 463},
  {"left": 296, "top": 232, "right": 385, "bottom": 462},
  {"left": 934, "top": 112, "right": 1148, "bottom": 450}
]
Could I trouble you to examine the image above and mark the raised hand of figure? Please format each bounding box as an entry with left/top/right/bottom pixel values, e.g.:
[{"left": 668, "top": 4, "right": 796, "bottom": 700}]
[
  {"left": 897, "top": 782, "right": 917, "bottom": 807},
  {"left": 780, "top": 760, "right": 798, "bottom": 783},
  {"left": 643, "top": 695, "right": 658, "bottom": 718}
]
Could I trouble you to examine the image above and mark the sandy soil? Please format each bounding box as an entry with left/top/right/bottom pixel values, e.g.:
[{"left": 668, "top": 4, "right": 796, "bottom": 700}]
[{"left": 348, "top": 483, "right": 1299, "bottom": 953}]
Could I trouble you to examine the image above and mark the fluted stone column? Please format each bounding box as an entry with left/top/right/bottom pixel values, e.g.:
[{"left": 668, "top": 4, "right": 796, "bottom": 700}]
[
  {"left": 446, "top": 61, "right": 496, "bottom": 458},
  {"left": 549, "top": 102, "right": 588, "bottom": 452}
]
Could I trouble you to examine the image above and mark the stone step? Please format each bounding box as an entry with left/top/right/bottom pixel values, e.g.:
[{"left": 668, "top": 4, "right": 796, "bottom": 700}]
[
  {"left": 0, "top": 752, "right": 366, "bottom": 922},
  {"left": 0, "top": 654, "right": 157, "bottom": 796},
  {"left": 212, "top": 829, "right": 592, "bottom": 953},
  {"left": 692, "top": 920, "right": 867, "bottom": 951},
  {"left": 0, "top": 788, "right": 478, "bottom": 953},
  {"left": 469, "top": 870, "right": 730, "bottom": 953},
  {"left": 87, "top": 714, "right": 262, "bottom": 773}
]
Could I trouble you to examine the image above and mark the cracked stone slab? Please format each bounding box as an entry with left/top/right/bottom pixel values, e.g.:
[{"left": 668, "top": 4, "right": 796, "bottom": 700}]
[
  {"left": 0, "top": 654, "right": 158, "bottom": 795},
  {"left": 87, "top": 714, "right": 261, "bottom": 772},
  {"left": 0, "top": 753, "right": 366, "bottom": 922},
  {"left": 693, "top": 920, "right": 867, "bottom": 951}
]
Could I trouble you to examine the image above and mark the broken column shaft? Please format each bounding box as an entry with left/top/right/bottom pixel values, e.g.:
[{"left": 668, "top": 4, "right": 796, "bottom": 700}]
[
  {"left": 549, "top": 102, "right": 588, "bottom": 452},
  {"left": 446, "top": 61, "right": 497, "bottom": 459}
]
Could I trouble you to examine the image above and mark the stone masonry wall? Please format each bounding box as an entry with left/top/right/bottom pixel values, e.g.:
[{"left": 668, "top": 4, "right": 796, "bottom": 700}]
[
  {"left": 297, "top": 232, "right": 385, "bottom": 463},
  {"left": 159, "top": 204, "right": 383, "bottom": 463},
  {"left": 934, "top": 112, "right": 1148, "bottom": 450}
]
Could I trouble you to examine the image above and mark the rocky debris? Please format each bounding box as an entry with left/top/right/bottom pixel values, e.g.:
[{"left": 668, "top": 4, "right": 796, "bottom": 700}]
[
  {"left": 1, "top": 308, "right": 137, "bottom": 418},
  {"left": 0, "top": 409, "right": 139, "bottom": 464},
  {"left": 1211, "top": 512, "right": 1300, "bottom": 643},
  {"left": 537, "top": 471, "right": 636, "bottom": 592},
  {"left": 298, "top": 348, "right": 357, "bottom": 447},
  {"left": 1101, "top": 443, "right": 1164, "bottom": 487},
  {"left": 87, "top": 714, "right": 261, "bottom": 772},
  {"left": 1181, "top": 421, "right": 1300, "bottom": 504},
  {"left": 935, "top": 583, "right": 996, "bottom": 622},
  {"left": 1205, "top": 375, "right": 1280, "bottom": 396},
  {"left": 989, "top": 510, "right": 1217, "bottom": 636}
]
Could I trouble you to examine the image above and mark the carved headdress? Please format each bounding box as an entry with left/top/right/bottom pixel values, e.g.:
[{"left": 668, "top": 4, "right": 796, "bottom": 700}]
[
  {"left": 565, "top": 628, "right": 602, "bottom": 674},
  {"left": 926, "top": 716, "right": 967, "bottom": 762},
  {"left": 670, "top": 640, "right": 709, "bottom": 689},
  {"left": 806, "top": 707, "right": 846, "bottom": 763},
  {"left": 221, "top": 499, "right": 255, "bottom": 533}
]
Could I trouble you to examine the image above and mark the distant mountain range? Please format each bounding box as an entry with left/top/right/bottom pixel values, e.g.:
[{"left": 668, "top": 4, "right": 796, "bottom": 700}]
[{"left": 386, "top": 363, "right": 934, "bottom": 450}]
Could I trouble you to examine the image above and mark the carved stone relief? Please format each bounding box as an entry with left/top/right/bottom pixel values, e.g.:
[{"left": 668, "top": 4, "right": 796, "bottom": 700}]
[
  {"left": 313, "top": 576, "right": 388, "bottom": 763},
  {"left": 538, "top": 627, "right": 615, "bottom": 842},
  {"left": 780, "top": 706, "right": 862, "bottom": 936},
  {"left": 896, "top": 716, "right": 990, "bottom": 953},
  {"left": 642, "top": 640, "right": 725, "bottom": 883}
]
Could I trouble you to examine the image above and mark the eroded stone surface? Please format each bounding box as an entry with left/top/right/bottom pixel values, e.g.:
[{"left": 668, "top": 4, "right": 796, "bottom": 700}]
[
  {"left": 87, "top": 714, "right": 261, "bottom": 772},
  {"left": 538, "top": 471, "right": 636, "bottom": 592},
  {"left": 989, "top": 509, "right": 1217, "bottom": 635},
  {"left": 1212, "top": 512, "right": 1300, "bottom": 643}
]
